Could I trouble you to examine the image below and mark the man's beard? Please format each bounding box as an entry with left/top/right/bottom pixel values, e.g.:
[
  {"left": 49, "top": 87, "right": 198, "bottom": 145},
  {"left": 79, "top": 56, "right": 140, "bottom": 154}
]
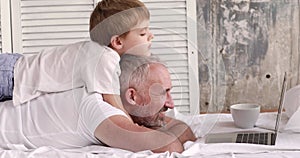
[{"left": 130, "top": 107, "right": 168, "bottom": 128}]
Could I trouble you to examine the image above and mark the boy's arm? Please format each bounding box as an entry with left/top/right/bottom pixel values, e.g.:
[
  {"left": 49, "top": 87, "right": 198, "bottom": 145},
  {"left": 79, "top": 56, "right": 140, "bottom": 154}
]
[
  {"left": 95, "top": 115, "right": 184, "bottom": 153},
  {"left": 158, "top": 116, "right": 196, "bottom": 144},
  {"left": 103, "top": 94, "right": 133, "bottom": 122}
]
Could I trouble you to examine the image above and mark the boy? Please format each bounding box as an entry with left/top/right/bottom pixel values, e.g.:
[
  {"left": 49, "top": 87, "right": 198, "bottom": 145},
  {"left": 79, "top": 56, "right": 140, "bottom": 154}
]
[{"left": 0, "top": 0, "right": 154, "bottom": 118}]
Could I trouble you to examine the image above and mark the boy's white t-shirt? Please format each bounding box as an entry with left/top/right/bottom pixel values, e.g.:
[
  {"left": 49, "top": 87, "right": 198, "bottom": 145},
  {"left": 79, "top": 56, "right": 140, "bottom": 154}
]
[
  {"left": 13, "top": 41, "right": 120, "bottom": 105},
  {"left": 0, "top": 87, "right": 128, "bottom": 149}
]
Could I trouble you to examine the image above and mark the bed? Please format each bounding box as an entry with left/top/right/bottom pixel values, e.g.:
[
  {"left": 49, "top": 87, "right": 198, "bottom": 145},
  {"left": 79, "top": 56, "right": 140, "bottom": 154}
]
[{"left": 1, "top": 108, "right": 300, "bottom": 158}]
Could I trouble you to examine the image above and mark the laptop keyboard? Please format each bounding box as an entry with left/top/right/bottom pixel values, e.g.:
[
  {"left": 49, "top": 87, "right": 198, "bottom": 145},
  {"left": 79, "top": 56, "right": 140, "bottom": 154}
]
[{"left": 236, "top": 133, "right": 269, "bottom": 144}]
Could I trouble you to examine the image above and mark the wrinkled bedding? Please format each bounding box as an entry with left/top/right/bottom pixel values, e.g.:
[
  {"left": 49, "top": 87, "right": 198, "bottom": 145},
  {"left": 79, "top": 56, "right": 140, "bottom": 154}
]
[{"left": 1, "top": 109, "right": 300, "bottom": 158}]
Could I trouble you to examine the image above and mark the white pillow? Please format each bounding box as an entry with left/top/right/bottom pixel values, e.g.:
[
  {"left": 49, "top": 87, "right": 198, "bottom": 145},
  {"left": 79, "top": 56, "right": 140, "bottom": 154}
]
[
  {"left": 283, "top": 84, "right": 300, "bottom": 132},
  {"left": 285, "top": 108, "right": 300, "bottom": 132},
  {"left": 283, "top": 84, "right": 300, "bottom": 118}
]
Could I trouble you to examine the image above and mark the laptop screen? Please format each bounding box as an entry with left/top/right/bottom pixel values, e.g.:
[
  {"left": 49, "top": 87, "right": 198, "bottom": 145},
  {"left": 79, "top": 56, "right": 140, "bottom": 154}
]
[{"left": 274, "top": 72, "right": 287, "bottom": 133}]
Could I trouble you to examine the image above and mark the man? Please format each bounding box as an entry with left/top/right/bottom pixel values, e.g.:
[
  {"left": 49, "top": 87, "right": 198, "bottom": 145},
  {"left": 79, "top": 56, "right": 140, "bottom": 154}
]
[
  {"left": 94, "top": 54, "right": 196, "bottom": 152},
  {"left": 119, "top": 54, "right": 196, "bottom": 143},
  {"left": 0, "top": 55, "right": 196, "bottom": 153}
]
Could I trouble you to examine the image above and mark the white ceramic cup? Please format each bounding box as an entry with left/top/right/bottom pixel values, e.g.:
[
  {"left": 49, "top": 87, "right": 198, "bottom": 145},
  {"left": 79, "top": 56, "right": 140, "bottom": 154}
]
[{"left": 230, "top": 103, "right": 260, "bottom": 129}]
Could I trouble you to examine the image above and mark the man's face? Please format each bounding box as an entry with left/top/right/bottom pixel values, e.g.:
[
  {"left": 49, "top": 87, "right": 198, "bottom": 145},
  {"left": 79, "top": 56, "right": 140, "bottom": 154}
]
[{"left": 129, "top": 64, "right": 174, "bottom": 128}]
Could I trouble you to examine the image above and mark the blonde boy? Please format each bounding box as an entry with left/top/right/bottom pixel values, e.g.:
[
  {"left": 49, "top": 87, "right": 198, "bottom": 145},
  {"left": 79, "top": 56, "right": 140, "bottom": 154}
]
[
  {"left": 1, "top": 0, "right": 153, "bottom": 119},
  {"left": 89, "top": 0, "right": 154, "bottom": 114}
]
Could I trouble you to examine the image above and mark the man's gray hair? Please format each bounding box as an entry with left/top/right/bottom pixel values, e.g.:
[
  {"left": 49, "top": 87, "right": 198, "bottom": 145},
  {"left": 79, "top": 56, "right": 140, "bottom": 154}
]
[{"left": 119, "top": 54, "right": 165, "bottom": 92}]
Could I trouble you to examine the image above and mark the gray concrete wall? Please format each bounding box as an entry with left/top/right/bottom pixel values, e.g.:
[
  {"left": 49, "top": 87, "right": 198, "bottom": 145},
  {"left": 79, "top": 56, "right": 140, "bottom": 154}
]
[{"left": 197, "top": 0, "right": 300, "bottom": 113}]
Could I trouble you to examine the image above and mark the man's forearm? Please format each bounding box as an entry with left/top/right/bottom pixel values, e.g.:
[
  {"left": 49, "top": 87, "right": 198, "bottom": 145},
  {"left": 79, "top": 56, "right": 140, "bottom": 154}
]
[
  {"left": 166, "top": 122, "right": 196, "bottom": 144},
  {"left": 158, "top": 117, "right": 196, "bottom": 144},
  {"left": 95, "top": 115, "right": 184, "bottom": 153}
]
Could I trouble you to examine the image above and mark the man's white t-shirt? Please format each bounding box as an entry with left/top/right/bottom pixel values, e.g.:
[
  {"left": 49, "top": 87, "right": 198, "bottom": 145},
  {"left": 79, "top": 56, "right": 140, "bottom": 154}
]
[
  {"left": 0, "top": 87, "right": 127, "bottom": 149},
  {"left": 13, "top": 41, "right": 120, "bottom": 105}
]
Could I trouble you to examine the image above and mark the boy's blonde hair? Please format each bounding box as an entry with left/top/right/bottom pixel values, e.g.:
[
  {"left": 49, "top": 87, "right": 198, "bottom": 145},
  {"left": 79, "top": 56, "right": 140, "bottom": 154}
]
[{"left": 89, "top": 0, "right": 150, "bottom": 46}]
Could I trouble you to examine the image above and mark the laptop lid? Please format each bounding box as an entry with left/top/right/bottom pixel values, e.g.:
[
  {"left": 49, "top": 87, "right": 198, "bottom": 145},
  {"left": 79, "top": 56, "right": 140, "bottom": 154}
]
[{"left": 273, "top": 72, "right": 287, "bottom": 141}]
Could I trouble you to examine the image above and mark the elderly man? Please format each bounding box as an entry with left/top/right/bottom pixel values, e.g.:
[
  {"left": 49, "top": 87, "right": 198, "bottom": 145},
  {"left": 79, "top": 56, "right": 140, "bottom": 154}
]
[
  {"left": 0, "top": 54, "right": 196, "bottom": 153},
  {"left": 119, "top": 54, "right": 196, "bottom": 142},
  {"left": 94, "top": 54, "right": 196, "bottom": 152}
]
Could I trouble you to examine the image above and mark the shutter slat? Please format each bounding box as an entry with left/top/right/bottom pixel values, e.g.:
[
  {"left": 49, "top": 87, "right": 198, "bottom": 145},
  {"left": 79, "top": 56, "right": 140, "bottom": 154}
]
[
  {"left": 151, "top": 22, "right": 187, "bottom": 28},
  {"left": 151, "top": 28, "right": 186, "bottom": 35},
  {"left": 22, "top": 38, "right": 89, "bottom": 47},
  {"left": 21, "top": 6, "right": 93, "bottom": 14},
  {"left": 152, "top": 41, "right": 187, "bottom": 48},
  {"left": 23, "top": 25, "right": 88, "bottom": 33},
  {"left": 22, "top": 12, "right": 90, "bottom": 20},
  {"left": 22, "top": 32, "right": 89, "bottom": 40},
  {"left": 153, "top": 34, "right": 187, "bottom": 42},
  {"left": 22, "top": 18, "right": 89, "bottom": 27},
  {"left": 151, "top": 15, "right": 186, "bottom": 22},
  {"left": 146, "top": 2, "right": 186, "bottom": 9},
  {"left": 171, "top": 93, "right": 189, "bottom": 99},
  {"left": 174, "top": 99, "right": 189, "bottom": 106},
  {"left": 156, "top": 53, "right": 188, "bottom": 61},
  {"left": 21, "top": 0, "right": 93, "bottom": 7},
  {"left": 169, "top": 67, "right": 189, "bottom": 73},
  {"left": 151, "top": 48, "right": 187, "bottom": 54},
  {"left": 172, "top": 86, "right": 189, "bottom": 93},
  {"left": 172, "top": 79, "right": 188, "bottom": 86},
  {"left": 143, "top": 0, "right": 185, "bottom": 2},
  {"left": 171, "top": 73, "right": 189, "bottom": 80},
  {"left": 166, "top": 61, "right": 188, "bottom": 67},
  {"left": 150, "top": 9, "right": 186, "bottom": 15}
]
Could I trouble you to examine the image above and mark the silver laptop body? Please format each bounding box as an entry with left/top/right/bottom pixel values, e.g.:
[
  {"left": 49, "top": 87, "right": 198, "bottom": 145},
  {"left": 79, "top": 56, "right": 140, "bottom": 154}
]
[{"left": 205, "top": 73, "right": 287, "bottom": 145}]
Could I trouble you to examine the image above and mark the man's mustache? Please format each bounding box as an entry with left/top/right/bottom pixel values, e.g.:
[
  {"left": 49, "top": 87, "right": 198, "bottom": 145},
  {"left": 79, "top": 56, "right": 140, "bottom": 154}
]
[{"left": 159, "top": 106, "right": 168, "bottom": 113}]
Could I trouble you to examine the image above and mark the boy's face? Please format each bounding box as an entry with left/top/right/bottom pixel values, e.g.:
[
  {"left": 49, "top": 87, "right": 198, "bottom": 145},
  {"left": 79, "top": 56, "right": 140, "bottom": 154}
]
[{"left": 119, "top": 20, "right": 154, "bottom": 56}]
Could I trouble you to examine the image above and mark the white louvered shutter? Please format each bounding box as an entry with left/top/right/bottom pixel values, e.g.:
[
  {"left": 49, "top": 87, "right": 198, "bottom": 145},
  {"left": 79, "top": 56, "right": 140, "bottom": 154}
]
[
  {"left": 0, "top": 5, "right": 2, "bottom": 53},
  {"left": 11, "top": 0, "right": 95, "bottom": 54},
  {"left": 0, "top": 0, "right": 13, "bottom": 53},
  {"left": 142, "top": 0, "right": 199, "bottom": 114},
  {"left": 11, "top": 0, "right": 199, "bottom": 114}
]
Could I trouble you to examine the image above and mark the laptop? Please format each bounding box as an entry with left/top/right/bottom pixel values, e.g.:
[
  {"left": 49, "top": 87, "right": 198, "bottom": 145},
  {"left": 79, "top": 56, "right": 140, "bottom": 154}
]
[{"left": 205, "top": 72, "right": 287, "bottom": 145}]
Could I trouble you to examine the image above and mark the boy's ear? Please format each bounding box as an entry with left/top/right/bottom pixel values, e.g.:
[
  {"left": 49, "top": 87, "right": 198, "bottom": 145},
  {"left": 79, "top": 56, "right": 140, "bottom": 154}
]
[
  {"left": 110, "top": 35, "right": 123, "bottom": 50},
  {"left": 125, "top": 88, "right": 137, "bottom": 105}
]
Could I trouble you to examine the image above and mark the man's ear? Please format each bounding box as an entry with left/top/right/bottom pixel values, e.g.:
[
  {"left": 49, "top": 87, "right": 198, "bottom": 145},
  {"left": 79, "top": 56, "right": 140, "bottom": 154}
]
[
  {"left": 125, "top": 88, "right": 137, "bottom": 105},
  {"left": 110, "top": 35, "right": 123, "bottom": 50}
]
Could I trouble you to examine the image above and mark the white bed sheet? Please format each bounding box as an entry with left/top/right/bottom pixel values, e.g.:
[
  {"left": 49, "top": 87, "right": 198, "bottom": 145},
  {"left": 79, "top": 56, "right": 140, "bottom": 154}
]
[{"left": 1, "top": 109, "right": 300, "bottom": 158}]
